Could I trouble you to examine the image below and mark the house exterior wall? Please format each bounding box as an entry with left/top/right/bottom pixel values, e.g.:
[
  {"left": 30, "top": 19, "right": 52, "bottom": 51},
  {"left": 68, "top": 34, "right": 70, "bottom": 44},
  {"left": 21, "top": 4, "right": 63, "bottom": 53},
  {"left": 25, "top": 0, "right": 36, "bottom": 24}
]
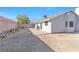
[
  {"left": 35, "top": 24, "right": 38, "bottom": 29},
  {"left": 66, "top": 12, "right": 77, "bottom": 32},
  {"left": 41, "top": 21, "right": 52, "bottom": 33},
  {"left": 51, "top": 14, "right": 66, "bottom": 32},
  {"left": 35, "top": 23, "right": 41, "bottom": 29},
  {"left": 36, "top": 11, "right": 79, "bottom": 33},
  {"left": 77, "top": 16, "right": 79, "bottom": 32},
  {"left": 51, "top": 12, "right": 77, "bottom": 33},
  {"left": 38, "top": 23, "right": 40, "bottom": 28},
  {"left": 38, "top": 23, "right": 42, "bottom": 29}
]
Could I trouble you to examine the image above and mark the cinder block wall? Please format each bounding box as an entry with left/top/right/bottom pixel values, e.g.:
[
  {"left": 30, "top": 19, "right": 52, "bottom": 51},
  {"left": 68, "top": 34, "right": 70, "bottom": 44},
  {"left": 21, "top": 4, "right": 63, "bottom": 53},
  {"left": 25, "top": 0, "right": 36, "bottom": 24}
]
[{"left": 0, "top": 16, "right": 17, "bottom": 32}]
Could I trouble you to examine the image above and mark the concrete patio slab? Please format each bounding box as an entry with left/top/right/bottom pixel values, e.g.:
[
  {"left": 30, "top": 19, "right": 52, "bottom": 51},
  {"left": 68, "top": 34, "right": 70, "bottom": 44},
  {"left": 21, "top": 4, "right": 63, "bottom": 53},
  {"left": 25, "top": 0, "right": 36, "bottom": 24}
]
[{"left": 29, "top": 28, "right": 79, "bottom": 52}]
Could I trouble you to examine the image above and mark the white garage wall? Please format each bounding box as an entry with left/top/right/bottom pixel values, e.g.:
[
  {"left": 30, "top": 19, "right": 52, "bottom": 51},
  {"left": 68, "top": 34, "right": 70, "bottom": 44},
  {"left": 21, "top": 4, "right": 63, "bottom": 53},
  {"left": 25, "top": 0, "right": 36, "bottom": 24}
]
[
  {"left": 35, "top": 23, "right": 41, "bottom": 29},
  {"left": 42, "top": 21, "right": 52, "bottom": 33}
]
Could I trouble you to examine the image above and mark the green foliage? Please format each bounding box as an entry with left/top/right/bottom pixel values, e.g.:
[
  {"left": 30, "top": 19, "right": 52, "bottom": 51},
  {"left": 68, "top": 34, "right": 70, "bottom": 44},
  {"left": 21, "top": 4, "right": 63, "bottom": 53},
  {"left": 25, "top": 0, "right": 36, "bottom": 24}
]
[{"left": 16, "top": 15, "right": 30, "bottom": 24}]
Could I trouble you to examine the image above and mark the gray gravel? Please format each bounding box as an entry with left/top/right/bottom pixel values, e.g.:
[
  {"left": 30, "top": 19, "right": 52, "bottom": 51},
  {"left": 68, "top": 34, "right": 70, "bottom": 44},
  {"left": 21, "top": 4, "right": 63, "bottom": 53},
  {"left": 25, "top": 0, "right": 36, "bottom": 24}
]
[{"left": 0, "top": 28, "right": 53, "bottom": 52}]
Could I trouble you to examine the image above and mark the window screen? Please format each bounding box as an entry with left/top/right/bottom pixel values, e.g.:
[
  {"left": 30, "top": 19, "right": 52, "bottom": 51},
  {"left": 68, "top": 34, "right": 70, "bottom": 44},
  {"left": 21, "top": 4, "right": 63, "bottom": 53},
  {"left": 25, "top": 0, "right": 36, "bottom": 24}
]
[{"left": 69, "top": 21, "right": 73, "bottom": 27}]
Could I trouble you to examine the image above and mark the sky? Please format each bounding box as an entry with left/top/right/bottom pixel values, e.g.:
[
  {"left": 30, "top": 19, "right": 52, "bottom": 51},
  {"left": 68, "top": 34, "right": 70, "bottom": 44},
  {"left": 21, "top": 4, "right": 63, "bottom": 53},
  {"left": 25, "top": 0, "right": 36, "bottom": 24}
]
[{"left": 0, "top": 7, "right": 76, "bottom": 22}]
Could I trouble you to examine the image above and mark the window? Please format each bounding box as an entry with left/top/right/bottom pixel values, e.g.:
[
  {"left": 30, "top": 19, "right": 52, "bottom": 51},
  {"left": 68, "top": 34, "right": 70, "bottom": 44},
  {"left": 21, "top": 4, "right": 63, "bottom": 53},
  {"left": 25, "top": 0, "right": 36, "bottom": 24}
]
[
  {"left": 69, "top": 21, "right": 73, "bottom": 27},
  {"left": 65, "top": 21, "right": 68, "bottom": 27},
  {"left": 45, "top": 21, "right": 48, "bottom": 26}
]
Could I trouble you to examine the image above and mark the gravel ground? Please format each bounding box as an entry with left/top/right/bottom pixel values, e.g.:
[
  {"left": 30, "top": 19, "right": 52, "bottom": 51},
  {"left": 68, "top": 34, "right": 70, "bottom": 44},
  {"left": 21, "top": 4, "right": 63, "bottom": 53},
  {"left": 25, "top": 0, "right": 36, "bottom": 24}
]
[{"left": 0, "top": 28, "right": 53, "bottom": 52}]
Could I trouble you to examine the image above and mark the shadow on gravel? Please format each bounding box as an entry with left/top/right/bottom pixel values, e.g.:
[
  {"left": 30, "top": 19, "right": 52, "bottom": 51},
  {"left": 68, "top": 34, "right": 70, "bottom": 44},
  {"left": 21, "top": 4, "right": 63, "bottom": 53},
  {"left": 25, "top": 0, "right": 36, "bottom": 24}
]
[
  {"left": 28, "top": 29, "right": 54, "bottom": 52},
  {"left": 0, "top": 28, "right": 54, "bottom": 52}
]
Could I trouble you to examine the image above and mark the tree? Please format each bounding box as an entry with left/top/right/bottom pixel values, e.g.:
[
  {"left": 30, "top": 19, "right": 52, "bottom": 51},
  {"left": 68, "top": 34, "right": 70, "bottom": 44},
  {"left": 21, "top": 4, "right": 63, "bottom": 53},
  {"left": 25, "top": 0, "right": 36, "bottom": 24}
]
[{"left": 16, "top": 15, "right": 30, "bottom": 24}]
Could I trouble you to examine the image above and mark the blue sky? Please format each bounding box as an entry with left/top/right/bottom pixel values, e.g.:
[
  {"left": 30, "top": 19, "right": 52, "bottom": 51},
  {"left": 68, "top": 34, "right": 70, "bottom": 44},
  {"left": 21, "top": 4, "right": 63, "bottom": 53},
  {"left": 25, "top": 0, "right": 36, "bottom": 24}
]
[{"left": 0, "top": 7, "right": 76, "bottom": 22}]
